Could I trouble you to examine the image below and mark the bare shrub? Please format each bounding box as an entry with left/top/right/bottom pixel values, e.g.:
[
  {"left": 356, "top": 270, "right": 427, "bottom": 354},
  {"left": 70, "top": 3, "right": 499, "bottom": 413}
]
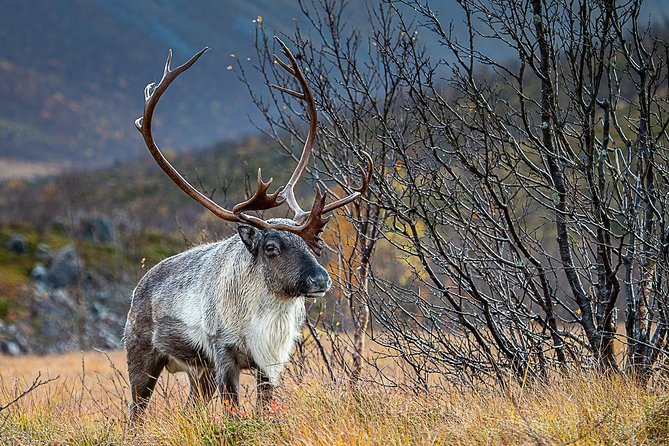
[{"left": 246, "top": 0, "right": 669, "bottom": 387}]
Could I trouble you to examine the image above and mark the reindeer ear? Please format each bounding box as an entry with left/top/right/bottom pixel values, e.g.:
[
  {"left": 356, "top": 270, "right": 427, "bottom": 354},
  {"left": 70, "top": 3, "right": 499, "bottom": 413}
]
[{"left": 238, "top": 224, "right": 263, "bottom": 255}]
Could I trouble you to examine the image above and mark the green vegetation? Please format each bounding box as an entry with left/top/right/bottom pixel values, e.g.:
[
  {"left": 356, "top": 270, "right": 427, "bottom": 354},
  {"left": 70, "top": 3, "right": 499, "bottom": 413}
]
[
  {"left": 0, "top": 222, "right": 185, "bottom": 322},
  {"left": 0, "top": 296, "right": 9, "bottom": 321},
  {"left": 140, "top": 229, "right": 185, "bottom": 266},
  {"left": 0, "top": 225, "right": 70, "bottom": 311}
]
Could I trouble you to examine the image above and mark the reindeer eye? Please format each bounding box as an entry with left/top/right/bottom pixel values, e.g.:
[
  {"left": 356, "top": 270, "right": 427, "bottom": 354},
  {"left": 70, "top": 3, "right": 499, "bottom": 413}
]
[{"left": 264, "top": 242, "right": 280, "bottom": 256}]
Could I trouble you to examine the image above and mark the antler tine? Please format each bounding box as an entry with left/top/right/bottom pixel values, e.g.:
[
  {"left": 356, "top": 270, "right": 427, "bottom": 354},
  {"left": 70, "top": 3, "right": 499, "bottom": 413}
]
[
  {"left": 274, "top": 53, "right": 295, "bottom": 75},
  {"left": 288, "top": 150, "right": 373, "bottom": 225},
  {"left": 294, "top": 185, "right": 331, "bottom": 255},
  {"left": 269, "top": 39, "right": 374, "bottom": 223},
  {"left": 232, "top": 168, "right": 285, "bottom": 213},
  {"left": 229, "top": 38, "right": 307, "bottom": 216},
  {"left": 290, "top": 151, "right": 373, "bottom": 255},
  {"left": 271, "top": 36, "right": 318, "bottom": 223},
  {"left": 136, "top": 48, "right": 270, "bottom": 230},
  {"left": 254, "top": 185, "right": 331, "bottom": 256},
  {"left": 271, "top": 84, "right": 305, "bottom": 99}
]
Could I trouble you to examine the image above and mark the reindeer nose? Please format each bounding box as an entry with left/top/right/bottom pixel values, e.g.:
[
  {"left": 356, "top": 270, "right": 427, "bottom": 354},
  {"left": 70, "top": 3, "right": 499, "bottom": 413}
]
[{"left": 306, "top": 271, "right": 331, "bottom": 295}]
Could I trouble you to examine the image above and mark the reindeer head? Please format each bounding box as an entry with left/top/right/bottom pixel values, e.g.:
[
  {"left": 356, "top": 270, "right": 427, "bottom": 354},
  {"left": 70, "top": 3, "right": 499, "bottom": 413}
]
[{"left": 238, "top": 218, "right": 331, "bottom": 298}]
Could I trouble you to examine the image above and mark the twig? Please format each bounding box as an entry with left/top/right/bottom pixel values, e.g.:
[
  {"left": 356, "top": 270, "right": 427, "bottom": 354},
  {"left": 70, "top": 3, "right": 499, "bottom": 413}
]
[
  {"left": 305, "top": 317, "right": 337, "bottom": 384},
  {"left": 0, "top": 372, "right": 59, "bottom": 412}
]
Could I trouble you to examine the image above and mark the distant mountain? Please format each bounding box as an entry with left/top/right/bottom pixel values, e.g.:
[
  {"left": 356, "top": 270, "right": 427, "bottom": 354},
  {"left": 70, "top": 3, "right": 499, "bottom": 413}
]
[
  {"left": 0, "top": 0, "right": 307, "bottom": 164},
  {"left": 1, "top": 0, "right": 665, "bottom": 166}
]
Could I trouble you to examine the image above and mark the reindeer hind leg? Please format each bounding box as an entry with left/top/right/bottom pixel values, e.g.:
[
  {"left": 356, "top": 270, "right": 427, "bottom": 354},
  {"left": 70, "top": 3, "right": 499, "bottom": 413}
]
[{"left": 127, "top": 345, "right": 167, "bottom": 422}]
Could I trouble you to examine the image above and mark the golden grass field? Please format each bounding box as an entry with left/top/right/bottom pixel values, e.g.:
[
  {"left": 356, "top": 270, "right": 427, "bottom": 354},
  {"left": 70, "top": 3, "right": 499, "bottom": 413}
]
[{"left": 1, "top": 349, "right": 668, "bottom": 445}]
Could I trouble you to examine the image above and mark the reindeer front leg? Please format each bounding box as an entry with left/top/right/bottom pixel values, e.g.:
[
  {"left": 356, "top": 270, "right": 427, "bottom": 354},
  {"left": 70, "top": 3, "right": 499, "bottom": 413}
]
[
  {"left": 254, "top": 368, "right": 275, "bottom": 408},
  {"left": 214, "top": 345, "right": 241, "bottom": 407}
]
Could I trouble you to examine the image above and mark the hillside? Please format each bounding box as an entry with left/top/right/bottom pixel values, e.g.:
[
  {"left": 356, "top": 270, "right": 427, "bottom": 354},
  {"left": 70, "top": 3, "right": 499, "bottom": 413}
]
[
  {"left": 0, "top": 0, "right": 304, "bottom": 164},
  {"left": 0, "top": 135, "right": 309, "bottom": 354},
  {"left": 1, "top": 0, "right": 442, "bottom": 166},
  {"left": 0, "top": 0, "right": 572, "bottom": 167},
  {"left": 0, "top": 135, "right": 303, "bottom": 232}
]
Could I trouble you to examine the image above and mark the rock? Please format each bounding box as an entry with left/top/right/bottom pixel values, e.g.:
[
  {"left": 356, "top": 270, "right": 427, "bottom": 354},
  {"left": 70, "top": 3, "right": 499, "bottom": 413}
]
[
  {"left": 20, "top": 285, "right": 129, "bottom": 354},
  {"left": 6, "top": 234, "right": 27, "bottom": 254},
  {"left": 0, "top": 321, "right": 28, "bottom": 355},
  {"left": 93, "top": 217, "right": 115, "bottom": 243},
  {"left": 80, "top": 216, "right": 116, "bottom": 244},
  {"left": 31, "top": 262, "right": 50, "bottom": 293},
  {"left": 47, "top": 245, "right": 83, "bottom": 289},
  {"left": 36, "top": 243, "right": 51, "bottom": 259},
  {"left": 24, "top": 289, "right": 79, "bottom": 354},
  {"left": 79, "top": 219, "right": 95, "bottom": 241},
  {"left": 1, "top": 242, "right": 133, "bottom": 355},
  {"left": 30, "top": 262, "right": 48, "bottom": 282},
  {"left": 5, "top": 341, "right": 21, "bottom": 355}
]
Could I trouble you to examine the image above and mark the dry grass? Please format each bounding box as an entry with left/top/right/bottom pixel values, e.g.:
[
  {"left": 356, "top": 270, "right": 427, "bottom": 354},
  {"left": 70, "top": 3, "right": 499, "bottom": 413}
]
[{"left": 0, "top": 350, "right": 668, "bottom": 445}]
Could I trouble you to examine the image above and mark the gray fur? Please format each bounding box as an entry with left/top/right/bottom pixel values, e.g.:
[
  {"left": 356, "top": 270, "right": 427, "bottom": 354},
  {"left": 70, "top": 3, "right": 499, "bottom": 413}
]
[{"left": 124, "top": 219, "right": 331, "bottom": 420}]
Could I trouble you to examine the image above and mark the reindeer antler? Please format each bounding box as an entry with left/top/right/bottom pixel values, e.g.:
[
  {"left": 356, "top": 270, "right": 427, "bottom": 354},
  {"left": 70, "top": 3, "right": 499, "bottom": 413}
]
[{"left": 135, "top": 40, "right": 373, "bottom": 255}]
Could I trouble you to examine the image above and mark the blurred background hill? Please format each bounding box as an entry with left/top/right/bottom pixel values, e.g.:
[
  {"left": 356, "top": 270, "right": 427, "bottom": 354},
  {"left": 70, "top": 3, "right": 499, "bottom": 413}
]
[
  {"left": 0, "top": 0, "right": 306, "bottom": 166},
  {"left": 2, "top": 0, "right": 665, "bottom": 167},
  {"left": 0, "top": 0, "right": 667, "bottom": 355}
]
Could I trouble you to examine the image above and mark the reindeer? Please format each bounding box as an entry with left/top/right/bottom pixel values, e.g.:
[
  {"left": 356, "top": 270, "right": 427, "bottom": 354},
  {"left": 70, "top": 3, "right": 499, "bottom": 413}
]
[{"left": 124, "top": 38, "right": 372, "bottom": 420}]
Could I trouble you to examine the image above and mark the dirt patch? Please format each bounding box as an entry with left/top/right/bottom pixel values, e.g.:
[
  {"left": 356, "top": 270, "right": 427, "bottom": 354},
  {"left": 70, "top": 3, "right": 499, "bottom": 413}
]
[{"left": 0, "top": 158, "right": 67, "bottom": 180}]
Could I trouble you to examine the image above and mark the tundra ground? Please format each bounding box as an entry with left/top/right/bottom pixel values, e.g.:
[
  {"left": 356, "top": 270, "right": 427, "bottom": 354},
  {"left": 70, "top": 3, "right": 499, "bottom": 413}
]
[{"left": 0, "top": 350, "right": 668, "bottom": 445}]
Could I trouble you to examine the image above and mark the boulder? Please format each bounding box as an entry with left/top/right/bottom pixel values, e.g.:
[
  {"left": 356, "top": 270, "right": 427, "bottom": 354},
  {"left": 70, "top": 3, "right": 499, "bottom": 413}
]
[
  {"left": 0, "top": 321, "right": 28, "bottom": 355},
  {"left": 25, "top": 289, "right": 80, "bottom": 354},
  {"left": 30, "top": 262, "right": 50, "bottom": 293},
  {"left": 6, "top": 234, "right": 27, "bottom": 254},
  {"left": 47, "top": 245, "right": 83, "bottom": 289},
  {"left": 4, "top": 341, "right": 21, "bottom": 355},
  {"left": 36, "top": 243, "right": 51, "bottom": 259},
  {"left": 93, "top": 217, "right": 115, "bottom": 243},
  {"left": 30, "top": 262, "right": 48, "bottom": 283},
  {"left": 80, "top": 216, "right": 116, "bottom": 244}
]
